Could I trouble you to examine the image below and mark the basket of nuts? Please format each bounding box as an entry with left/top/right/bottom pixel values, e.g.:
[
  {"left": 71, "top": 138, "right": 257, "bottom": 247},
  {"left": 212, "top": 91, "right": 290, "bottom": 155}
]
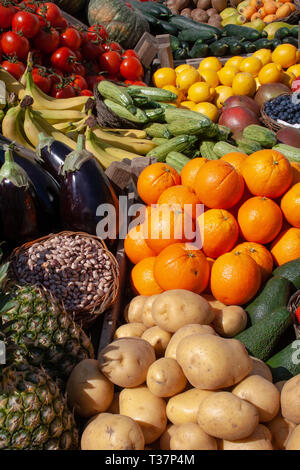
[{"left": 8, "top": 231, "right": 120, "bottom": 329}]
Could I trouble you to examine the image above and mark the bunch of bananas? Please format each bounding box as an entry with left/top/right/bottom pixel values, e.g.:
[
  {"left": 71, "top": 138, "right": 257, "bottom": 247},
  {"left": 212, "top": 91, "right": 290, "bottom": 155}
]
[{"left": 0, "top": 67, "right": 156, "bottom": 169}]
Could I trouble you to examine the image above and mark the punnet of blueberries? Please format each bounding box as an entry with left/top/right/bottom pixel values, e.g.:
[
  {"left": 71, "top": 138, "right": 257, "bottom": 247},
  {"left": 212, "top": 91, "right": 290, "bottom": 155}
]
[{"left": 265, "top": 94, "right": 300, "bottom": 125}]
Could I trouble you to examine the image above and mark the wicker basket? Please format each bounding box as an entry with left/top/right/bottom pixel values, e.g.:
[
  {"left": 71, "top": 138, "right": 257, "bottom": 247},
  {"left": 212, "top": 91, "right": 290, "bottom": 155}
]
[
  {"left": 94, "top": 85, "right": 140, "bottom": 129},
  {"left": 288, "top": 289, "right": 300, "bottom": 339},
  {"left": 8, "top": 231, "right": 120, "bottom": 329},
  {"left": 230, "top": 0, "right": 300, "bottom": 23},
  {"left": 260, "top": 92, "right": 293, "bottom": 132}
]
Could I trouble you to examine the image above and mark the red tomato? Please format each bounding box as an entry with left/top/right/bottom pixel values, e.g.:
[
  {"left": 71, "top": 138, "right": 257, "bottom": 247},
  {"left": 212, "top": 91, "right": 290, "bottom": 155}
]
[
  {"left": 31, "top": 49, "right": 43, "bottom": 65},
  {"left": 0, "top": 31, "right": 29, "bottom": 60},
  {"left": 99, "top": 51, "right": 122, "bottom": 75},
  {"left": 51, "top": 83, "right": 76, "bottom": 99},
  {"left": 79, "top": 89, "right": 93, "bottom": 96},
  {"left": 101, "top": 43, "right": 111, "bottom": 53},
  {"left": 125, "top": 79, "right": 147, "bottom": 86},
  {"left": 33, "top": 27, "right": 59, "bottom": 54},
  {"left": 120, "top": 57, "right": 143, "bottom": 81},
  {"left": 87, "top": 24, "right": 108, "bottom": 42},
  {"left": 74, "top": 49, "right": 83, "bottom": 62},
  {"left": 296, "top": 306, "right": 300, "bottom": 323},
  {"left": 82, "top": 41, "right": 103, "bottom": 61},
  {"left": 122, "top": 49, "right": 138, "bottom": 59},
  {"left": 18, "top": 1, "right": 37, "bottom": 12},
  {"left": 32, "top": 67, "right": 52, "bottom": 94},
  {"left": 70, "top": 74, "right": 88, "bottom": 92},
  {"left": 73, "top": 63, "right": 86, "bottom": 77},
  {"left": 36, "top": 2, "right": 63, "bottom": 28},
  {"left": 49, "top": 68, "right": 64, "bottom": 85},
  {"left": 80, "top": 31, "right": 88, "bottom": 46},
  {"left": 86, "top": 74, "right": 105, "bottom": 90},
  {"left": 0, "top": 4, "right": 15, "bottom": 29},
  {"left": 109, "top": 42, "right": 122, "bottom": 53},
  {"left": 12, "top": 11, "right": 40, "bottom": 38},
  {"left": 1, "top": 60, "right": 25, "bottom": 80},
  {"left": 60, "top": 28, "right": 81, "bottom": 50},
  {"left": 51, "top": 47, "right": 77, "bottom": 73},
  {"left": 55, "top": 16, "right": 68, "bottom": 31}
]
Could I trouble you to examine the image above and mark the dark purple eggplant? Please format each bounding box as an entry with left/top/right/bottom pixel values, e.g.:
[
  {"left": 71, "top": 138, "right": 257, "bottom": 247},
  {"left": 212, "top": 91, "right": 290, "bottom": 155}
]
[
  {"left": 0, "top": 146, "right": 42, "bottom": 245},
  {"left": 60, "top": 135, "right": 119, "bottom": 243},
  {"left": 36, "top": 133, "right": 73, "bottom": 183}
]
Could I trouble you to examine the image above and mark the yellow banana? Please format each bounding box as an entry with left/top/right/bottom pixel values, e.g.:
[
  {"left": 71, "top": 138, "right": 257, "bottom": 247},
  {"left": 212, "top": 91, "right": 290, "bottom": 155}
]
[
  {"left": 0, "top": 67, "right": 24, "bottom": 95},
  {"left": 85, "top": 129, "right": 121, "bottom": 169},
  {"left": 2, "top": 105, "right": 34, "bottom": 150},
  {"left": 32, "top": 110, "right": 77, "bottom": 149},
  {"left": 104, "top": 146, "right": 142, "bottom": 160},
  {"left": 53, "top": 122, "right": 75, "bottom": 133},
  {"left": 93, "top": 126, "right": 156, "bottom": 155},
  {"left": 101, "top": 127, "right": 147, "bottom": 139},
  {"left": 33, "top": 108, "right": 86, "bottom": 124}
]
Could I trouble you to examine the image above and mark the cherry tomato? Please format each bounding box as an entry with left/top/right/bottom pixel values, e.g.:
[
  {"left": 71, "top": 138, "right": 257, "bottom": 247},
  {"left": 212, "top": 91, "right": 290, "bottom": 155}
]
[
  {"left": 48, "top": 68, "right": 64, "bottom": 85},
  {"left": 86, "top": 74, "right": 105, "bottom": 91},
  {"left": 120, "top": 57, "right": 143, "bottom": 81},
  {"left": 80, "top": 30, "right": 88, "bottom": 46},
  {"left": 1, "top": 59, "right": 25, "bottom": 80},
  {"left": 70, "top": 74, "right": 88, "bottom": 92},
  {"left": 12, "top": 11, "right": 40, "bottom": 38},
  {"left": 122, "top": 49, "right": 138, "bottom": 59},
  {"left": 79, "top": 89, "right": 93, "bottom": 96},
  {"left": 0, "top": 4, "right": 15, "bottom": 29},
  {"left": 33, "top": 27, "right": 59, "bottom": 54},
  {"left": 36, "top": 2, "right": 63, "bottom": 28},
  {"left": 73, "top": 63, "right": 86, "bottom": 77},
  {"left": 18, "top": 1, "right": 37, "bottom": 12},
  {"left": 60, "top": 27, "right": 81, "bottom": 50},
  {"left": 87, "top": 24, "right": 108, "bottom": 42},
  {"left": 51, "top": 47, "right": 77, "bottom": 73},
  {"left": 51, "top": 83, "right": 76, "bottom": 99},
  {"left": 31, "top": 49, "right": 43, "bottom": 65},
  {"left": 101, "top": 43, "right": 111, "bottom": 53},
  {"left": 109, "top": 42, "right": 122, "bottom": 53},
  {"left": 124, "top": 79, "right": 147, "bottom": 86},
  {"left": 296, "top": 306, "right": 300, "bottom": 323},
  {"left": 0, "top": 31, "right": 29, "bottom": 60},
  {"left": 125, "top": 2, "right": 133, "bottom": 9},
  {"left": 54, "top": 16, "right": 68, "bottom": 31},
  {"left": 32, "top": 67, "right": 52, "bottom": 94},
  {"left": 85, "top": 61, "right": 101, "bottom": 76},
  {"left": 82, "top": 41, "right": 104, "bottom": 61},
  {"left": 74, "top": 49, "right": 82, "bottom": 62},
  {"left": 99, "top": 51, "right": 122, "bottom": 75}
]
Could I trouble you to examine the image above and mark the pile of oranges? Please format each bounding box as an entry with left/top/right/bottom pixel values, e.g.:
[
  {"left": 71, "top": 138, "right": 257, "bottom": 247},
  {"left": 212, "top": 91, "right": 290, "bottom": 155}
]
[{"left": 124, "top": 150, "right": 300, "bottom": 306}]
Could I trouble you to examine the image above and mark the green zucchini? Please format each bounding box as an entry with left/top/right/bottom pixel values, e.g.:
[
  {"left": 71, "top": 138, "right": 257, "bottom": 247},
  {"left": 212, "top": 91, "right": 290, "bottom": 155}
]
[
  {"left": 272, "top": 144, "right": 300, "bottom": 163},
  {"left": 167, "top": 118, "right": 211, "bottom": 136},
  {"left": 169, "top": 15, "right": 222, "bottom": 36},
  {"left": 103, "top": 99, "right": 148, "bottom": 124},
  {"left": 200, "top": 140, "right": 219, "bottom": 160},
  {"left": 209, "top": 40, "right": 229, "bottom": 57},
  {"left": 127, "top": 85, "right": 177, "bottom": 102},
  {"left": 165, "top": 107, "right": 212, "bottom": 127},
  {"left": 236, "top": 137, "right": 262, "bottom": 154},
  {"left": 155, "top": 20, "right": 178, "bottom": 36},
  {"left": 275, "top": 27, "right": 291, "bottom": 40},
  {"left": 282, "top": 37, "right": 298, "bottom": 47},
  {"left": 189, "top": 41, "right": 209, "bottom": 59},
  {"left": 178, "top": 28, "right": 218, "bottom": 43},
  {"left": 216, "top": 125, "right": 231, "bottom": 142},
  {"left": 242, "top": 41, "right": 256, "bottom": 54},
  {"left": 267, "top": 341, "right": 300, "bottom": 382},
  {"left": 132, "top": 96, "right": 150, "bottom": 107},
  {"left": 129, "top": 0, "right": 171, "bottom": 18},
  {"left": 166, "top": 151, "right": 190, "bottom": 173},
  {"left": 140, "top": 12, "right": 160, "bottom": 30},
  {"left": 223, "top": 24, "right": 261, "bottom": 41},
  {"left": 156, "top": 102, "right": 176, "bottom": 110},
  {"left": 170, "top": 35, "right": 180, "bottom": 51},
  {"left": 291, "top": 26, "right": 298, "bottom": 38},
  {"left": 146, "top": 135, "right": 198, "bottom": 161},
  {"left": 145, "top": 123, "right": 172, "bottom": 139},
  {"left": 213, "top": 141, "right": 242, "bottom": 158},
  {"left": 152, "top": 137, "right": 169, "bottom": 145},
  {"left": 243, "top": 125, "right": 277, "bottom": 148},
  {"left": 98, "top": 80, "right": 136, "bottom": 114},
  {"left": 216, "top": 37, "right": 245, "bottom": 55},
  {"left": 144, "top": 108, "right": 165, "bottom": 122},
  {"left": 273, "top": 258, "right": 300, "bottom": 290},
  {"left": 253, "top": 38, "right": 275, "bottom": 50},
  {"left": 174, "top": 47, "right": 189, "bottom": 60}
]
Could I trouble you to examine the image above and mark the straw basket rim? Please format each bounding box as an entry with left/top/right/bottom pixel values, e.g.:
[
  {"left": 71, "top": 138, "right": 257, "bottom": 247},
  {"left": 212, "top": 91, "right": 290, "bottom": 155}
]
[
  {"left": 260, "top": 92, "right": 293, "bottom": 132},
  {"left": 287, "top": 289, "right": 300, "bottom": 339}
]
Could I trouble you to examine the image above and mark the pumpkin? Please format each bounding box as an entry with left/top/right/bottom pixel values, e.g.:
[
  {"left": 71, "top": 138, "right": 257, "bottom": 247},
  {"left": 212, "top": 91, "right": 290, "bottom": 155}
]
[{"left": 87, "top": 0, "right": 149, "bottom": 50}]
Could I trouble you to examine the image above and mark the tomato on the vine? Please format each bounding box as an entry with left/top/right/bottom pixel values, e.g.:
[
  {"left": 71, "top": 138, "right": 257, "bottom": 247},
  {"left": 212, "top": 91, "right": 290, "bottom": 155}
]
[
  {"left": 51, "top": 47, "right": 77, "bottom": 74},
  {"left": 0, "top": 31, "right": 29, "bottom": 60},
  {"left": 60, "top": 28, "right": 81, "bottom": 51},
  {"left": 73, "top": 63, "right": 86, "bottom": 77},
  {"left": 1, "top": 59, "right": 25, "bottom": 80},
  {"left": 32, "top": 67, "right": 52, "bottom": 94},
  {"left": 120, "top": 57, "right": 143, "bottom": 81},
  {"left": 87, "top": 24, "right": 108, "bottom": 43},
  {"left": 70, "top": 74, "right": 88, "bottom": 92},
  {"left": 12, "top": 11, "right": 40, "bottom": 38},
  {"left": 122, "top": 49, "right": 138, "bottom": 59},
  {"left": 31, "top": 49, "right": 43, "bottom": 65},
  {"left": 86, "top": 74, "right": 105, "bottom": 91},
  {"left": 82, "top": 41, "right": 103, "bottom": 61},
  {"left": 109, "top": 42, "right": 122, "bottom": 53},
  {"left": 33, "top": 27, "right": 59, "bottom": 54},
  {"left": 0, "top": 4, "right": 15, "bottom": 29},
  {"left": 36, "top": 2, "right": 63, "bottom": 28},
  {"left": 18, "top": 1, "right": 37, "bottom": 13},
  {"left": 48, "top": 68, "right": 63, "bottom": 85},
  {"left": 55, "top": 16, "right": 68, "bottom": 31},
  {"left": 79, "top": 89, "right": 93, "bottom": 96},
  {"left": 125, "top": 79, "right": 147, "bottom": 86},
  {"left": 99, "top": 51, "right": 122, "bottom": 75},
  {"left": 74, "top": 49, "right": 83, "bottom": 62},
  {"left": 51, "top": 83, "right": 76, "bottom": 99},
  {"left": 80, "top": 30, "right": 88, "bottom": 46}
]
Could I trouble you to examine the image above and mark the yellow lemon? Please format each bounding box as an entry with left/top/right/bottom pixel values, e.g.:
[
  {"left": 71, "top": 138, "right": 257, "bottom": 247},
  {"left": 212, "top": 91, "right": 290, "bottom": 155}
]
[
  {"left": 272, "top": 44, "right": 298, "bottom": 69},
  {"left": 217, "top": 65, "right": 238, "bottom": 86},
  {"left": 287, "top": 64, "right": 300, "bottom": 77},
  {"left": 180, "top": 101, "right": 196, "bottom": 110},
  {"left": 187, "top": 81, "right": 215, "bottom": 103},
  {"left": 239, "top": 56, "right": 263, "bottom": 77},
  {"left": 175, "top": 64, "right": 193, "bottom": 75},
  {"left": 232, "top": 72, "right": 256, "bottom": 97},
  {"left": 225, "top": 56, "right": 244, "bottom": 69},
  {"left": 153, "top": 67, "right": 176, "bottom": 88},
  {"left": 255, "top": 77, "right": 261, "bottom": 90},
  {"left": 193, "top": 102, "right": 219, "bottom": 122},
  {"left": 176, "top": 67, "right": 200, "bottom": 92},
  {"left": 258, "top": 62, "right": 282, "bottom": 85},
  {"left": 198, "top": 69, "right": 220, "bottom": 88},
  {"left": 198, "top": 57, "right": 223, "bottom": 72},
  {"left": 253, "top": 49, "right": 272, "bottom": 66},
  {"left": 214, "top": 85, "right": 234, "bottom": 108}
]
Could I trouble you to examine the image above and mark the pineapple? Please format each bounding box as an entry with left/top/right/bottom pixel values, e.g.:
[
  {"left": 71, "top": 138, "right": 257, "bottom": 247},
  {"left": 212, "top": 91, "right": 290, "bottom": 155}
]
[{"left": 0, "top": 284, "right": 94, "bottom": 386}]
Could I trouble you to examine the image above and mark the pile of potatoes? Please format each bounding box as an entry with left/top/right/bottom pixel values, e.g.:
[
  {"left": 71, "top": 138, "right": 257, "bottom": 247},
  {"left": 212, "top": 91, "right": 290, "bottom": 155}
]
[
  {"left": 65, "top": 289, "right": 300, "bottom": 450},
  {"left": 166, "top": 0, "right": 225, "bottom": 28}
]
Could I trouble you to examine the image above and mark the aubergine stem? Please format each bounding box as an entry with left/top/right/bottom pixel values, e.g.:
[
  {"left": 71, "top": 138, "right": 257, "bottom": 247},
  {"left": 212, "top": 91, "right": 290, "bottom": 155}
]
[
  {"left": 61, "top": 134, "right": 91, "bottom": 175},
  {"left": 0, "top": 146, "right": 29, "bottom": 188}
]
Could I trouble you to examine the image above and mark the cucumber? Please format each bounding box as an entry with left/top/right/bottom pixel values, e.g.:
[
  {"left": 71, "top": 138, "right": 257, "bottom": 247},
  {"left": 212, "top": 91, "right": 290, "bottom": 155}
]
[
  {"left": 169, "top": 15, "right": 222, "bottom": 36},
  {"left": 267, "top": 340, "right": 300, "bottom": 382},
  {"left": 272, "top": 144, "right": 300, "bottom": 163},
  {"left": 273, "top": 258, "right": 300, "bottom": 290},
  {"left": 103, "top": 99, "right": 148, "bottom": 124},
  {"left": 140, "top": 12, "right": 160, "bottom": 30},
  {"left": 235, "top": 307, "right": 292, "bottom": 362},
  {"left": 209, "top": 40, "right": 229, "bottom": 57},
  {"left": 98, "top": 80, "right": 136, "bottom": 114},
  {"left": 223, "top": 24, "right": 261, "bottom": 41},
  {"left": 253, "top": 38, "right": 275, "bottom": 50},
  {"left": 274, "top": 26, "right": 291, "bottom": 40},
  {"left": 155, "top": 19, "right": 178, "bottom": 36},
  {"left": 213, "top": 141, "right": 242, "bottom": 158},
  {"left": 242, "top": 41, "right": 257, "bottom": 54},
  {"left": 145, "top": 123, "right": 172, "bottom": 139},
  {"left": 291, "top": 26, "right": 298, "bottom": 38},
  {"left": 282, "top": 37, "right": 298, "bottom": 47},
  {"left": 166, "top": 151, "right": 190, "bottom": 173},
  {"left": 189, "top": 41, "right": 209, "bottom": 59},
  {"left": 174, "top": 47, "right": 189, "bottom": 60},
  {"left": 178, "top": 28, "right": 218, "bottom": 43},
  {"left": 246, "top": 276, "right": 292, "bottom": 325},
  {"left": 128, "top": 0, "right": 171, "bottom": 18},
  {"left": 127, "top": 85, "right": 177, "bottom": 102},
  {"left": 216, "top": 37, "right": 245, "bottom": 55},
  {"left": 146, "top": 135, "right": 197, "bottom": 161},
  {"left": 167, "top": 118, "right": 211, "bottom": 136},
  {"left": 170, "top": 35, "right": 180, "bottom": 51},
  {"left": 200, "top": 140, "right": 219, "bottom": 160}
]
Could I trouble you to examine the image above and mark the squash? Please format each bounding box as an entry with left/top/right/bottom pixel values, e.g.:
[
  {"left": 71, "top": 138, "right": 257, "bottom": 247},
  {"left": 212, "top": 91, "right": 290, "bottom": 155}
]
[{"left": 87, "top": 0, "right": 150, "bottom": 50}]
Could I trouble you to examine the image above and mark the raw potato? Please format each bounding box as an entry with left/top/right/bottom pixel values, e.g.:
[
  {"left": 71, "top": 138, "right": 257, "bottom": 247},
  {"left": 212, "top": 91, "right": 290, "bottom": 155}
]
[
  {"left": 232, "top": 375, "right": 280, "bottom": 422},
  {"left": 170, "top": 423, "right": 218, "bottom": 450},
  {"left": 208, "top": 15, "right": 222, "bottom": 26},
  {"left": 165, "top": 323, "right": 217, "bottom": 359},
  {"left": 212, "top": 0, "right": 227, "bottom": 12},
  {"left": 197, "top": 0, "right": 211, "bottom": 9},
  {"left": 248, "top": 357, "right": 273, "bottom": 382},
  {"left": 285, "top": 425, "right": 300, "bottom": 450},
  {"left": 181, "top": 7, "right": 192, "bottom": 17},
  {"left": 66, "top": 359, "right": 114, "bottom": 418},
  {"left": 107, "top": 392, "right": 120, "bottom": 414},
  {"left": 119, "top": 386, "right": 167, "bottom": 444},
  {"left": 146, "top": 358, "right": 187, "bottom": 397},
  {"left": 126, "top": 295, "right": 146, "bottom": 323},
  {"left": 191, "top": 8, "right": 209, "bottom": 22},
  {"left": 281, "top": 375, "right": 300, "bottom": 424},
  {"left": 197, "top": 392, "right": 259, "bottom": 440},
  {"left": 221, "top": 424, "right": 273, "bottom": 450},
  {"left": 160, "top": 424, "right": 178, "bottom": 450},
  {"left": 167, "top": 388, "right": 216, "bottom": 425},
  {"left": 212, "top": 305, "right": 248, "bottom": 337},
  {"left": 114, "top": 322, "right": 147, "bottom": 339},
  {"left": 267, "top": 414, "right": 296, "bottom": 450},
  {"left": 207, "top": 7, "right": 218, "bottom": 15},
  {"left": 174, "top": 0, "right": 190, "bottom": 10},
  {"left": 98, "top": 337, "right": 156, "bottom": 388},
  {"left": 142, "top": 326, "right": 172, "bottom": 357},
  {"left": 142, "top": 295, "right": 159, "bottom": 328},
  {"left": 152, "top": 290, "right": 214, "bottom": 333},
  {"left": 275, "top": 381, "right": 286, "bottom": 393},
  {"left": 81, "top": 413, "right": 145, "bottom": 450},
  {"left": 176, "top": 334, "right": 253, "bottom": 390}
]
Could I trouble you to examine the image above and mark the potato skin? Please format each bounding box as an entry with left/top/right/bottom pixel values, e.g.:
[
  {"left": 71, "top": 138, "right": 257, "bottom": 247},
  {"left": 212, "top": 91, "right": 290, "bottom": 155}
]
[
  {"left": 146, "top": 358, "right": 187, "bottom": 397},
  {"left": 248, "top": 357, "right": 273, "bottom": 382},
  {"left": 66, "top": 359, "right": 114, "bottom": 418},
  {"left": 170, "top": 423, "right": 218, "bottom": 450},
  {"left": 166, "top": 388, "right": 216, "bottom": 425},
  {"left": 114, "top": 322, "right": 147, "bottom": 339},
  {"left": 119, "top": 386, "right": 167, "bottom": 444},
  {"left": 221, "top": 424, "right": 273, "bottom": 450},
  {"left": 152, "top": 290, "right": 214, "bottom": 333},
  {"left": 232, "top": 375, "right": 280, "bottom": 422},
  {"left": 286, "top": 424, "right": 300, "bottom": 450},
  {"left": 197, "top": 392, "right": 259, "bottom": 440},
  {"left": 212, "top": 305, "right": 248, "bottom": 337},
  {"left": 159, "top": 424, "right": 178, "bottom": 450},
  {"left": 81, "top": 413, "right": 145, "bottom": 450},
  {"left": 142, "top": 326, "right": 172, "bottom": 357},
  {"left": 107, "top": 392, "right": 120, "bottom": 414},
  {"left": 281, "top": 375, "right": 300, "bottom": 424},
  {"left": 126, "top": 295, "right": 147, "bottom": 323},
  {"left": 267, "top": 414, "right": 296, "bottom": 450},
  {"left": 99, "top": 337, "right": 156, "bottom": 388},
  {"left": 176, "top": 334, "right": 252, "bottom": 390},
  {"left": 142, "top": 295, "right": 159, "bottom": 328},
  {"left": 165, "top": 324, "right": 217, "bottom": 360}
]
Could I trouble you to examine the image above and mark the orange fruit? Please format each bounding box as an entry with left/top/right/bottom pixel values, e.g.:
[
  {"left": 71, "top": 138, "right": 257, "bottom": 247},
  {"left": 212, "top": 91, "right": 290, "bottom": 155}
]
[
  {"left": 271, "top": 228, "right": 300, "bottom": 265},
  {"left": 232, "top": 242, "right": 273, "bottom": 282},
  {"left": 131, "top": 256, "right": 163, "bottom": 296},
  {"left": 210, "top": 251, "right": 261, "bottom": 305},
  {"left": 157, "top": 185, "right": 201, "bottom": 220},
  {"left": 124, "top": 224, "right": 156, "bottom": 265},
  {"left": 291, "top": 162, "right": 300, "bottom": 184},
  {"left": 153, "top": 243, "right": 210, "bottom": 294},
  {"left": 221, "top": 152, "right": 248, "bottom": 174},
  {"left": 198, "top": 209, "right": 239, "bottom": 259},
  {"left": 281, "top": 183, "right": 300, "bottom": 228},
  {"left": 144, "top": 205, "right": 194, "bottom": 254},
  {"left": 181, "top": 157, "right": 207, "bottom": 191},
  {"left": 242, "top": 149, "right": 293, "bottom": 199},
  {"left": 137, "top": 162, "right": 180, "bottom": 205},
  {"left": 195, "top": 160, "right": 245, "bottom": 209},
  {"left": 238, "top": 196, "right": 283, "bottom": 244}
]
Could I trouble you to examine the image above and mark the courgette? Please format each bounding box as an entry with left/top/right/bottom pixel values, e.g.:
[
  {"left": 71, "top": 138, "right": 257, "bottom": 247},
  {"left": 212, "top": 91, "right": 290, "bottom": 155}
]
[
  {"left": 216, "top": 125, "right": 231, "bottom": 142},
  {"left": 169, "top": 15, "right": 222, "bottom": 36},
  {"left": 98, "top": 80, "right": 136, "bottom": 114},
  {"left": 242, "top": 41, "right": 256, "bottom": 54},
  {"left": 216, "top": 37, "right": 245, "bottom": 55},
  {"left": 178, "top": 28, "right": 218, "bottom": 43},
  {"left": 128, "top": 0, "right": 171, "bottom": 18},
  {"left": 274, "top": 26, "right": 291, "bottom": 40},
  {"left": 209, "top": 40, "right": 229, "bottom": 57},
  {"left": 213, "top": 141, "right": 242, "bottom": 158},
  {"left": 146, "top": 135, "right": 198, "bottom": 161},
  {"left": 165, "top": 107, "right": 212, "bottom": 127},
  {"left": 223, "top": 24, "right": 261, "bottom": 41},
  {"left": 170, "top": 35, "right": 180, "bottom": 51},
  {"left": 103, "top": 99, "right": 148, "bottom": 123},
  {"left": 152, "top": 137, "right": 169, "bottom": 145},
  {"left": 273, "top": 258, "right": 300, "bottom": 290},
  {"left": 157, "top": 102, "right": 176, "bottom": 110},
  {"left": 155, "top": 19, "right": 178, "bottom": 36},
  {"left": 145, "top": 123, "right": 172, "bottom": 139},
  {"left": 272, "top": 144, "right": 300, "bottom": 163},
  {"left": 166, "top": 151, "right": 190, "bottom": 173},
  {"left": 140, "top": 12, "right": 160, "bottom": 30},
  {"left": 174, "top": 47, "right": 189, "bottom": 60},
  {"left": 167, "top": 118, "right": 211, "bottom": 136},
  {"left": 267, "top": 341, "right": 300, "bottom": 382},
  {"left": 291, "top": 26, "right": 298, "bottom": 38},
  {"left": 236, "top": 137, "right": 262, "bottom": 154},
  {"left": 200, "top": 140, "right": 219, "bottom": 160},
  {"left": 144, "top": 108, "right": 165, "bottom": 122},
  {"left": 253, "top": 38, "right": 275, "bottom": 50},
  {"left": 282, "top": 36, "right": 298, "bottom": 47},
  {"left": 127, "top": 85, "right": 177, "bottom": 102},
  {"left": 243, "top": 125, "right": 277, "bottom": 148},
  {"left": 189, "top": 41, "right": 209, "bottom": 59}
]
